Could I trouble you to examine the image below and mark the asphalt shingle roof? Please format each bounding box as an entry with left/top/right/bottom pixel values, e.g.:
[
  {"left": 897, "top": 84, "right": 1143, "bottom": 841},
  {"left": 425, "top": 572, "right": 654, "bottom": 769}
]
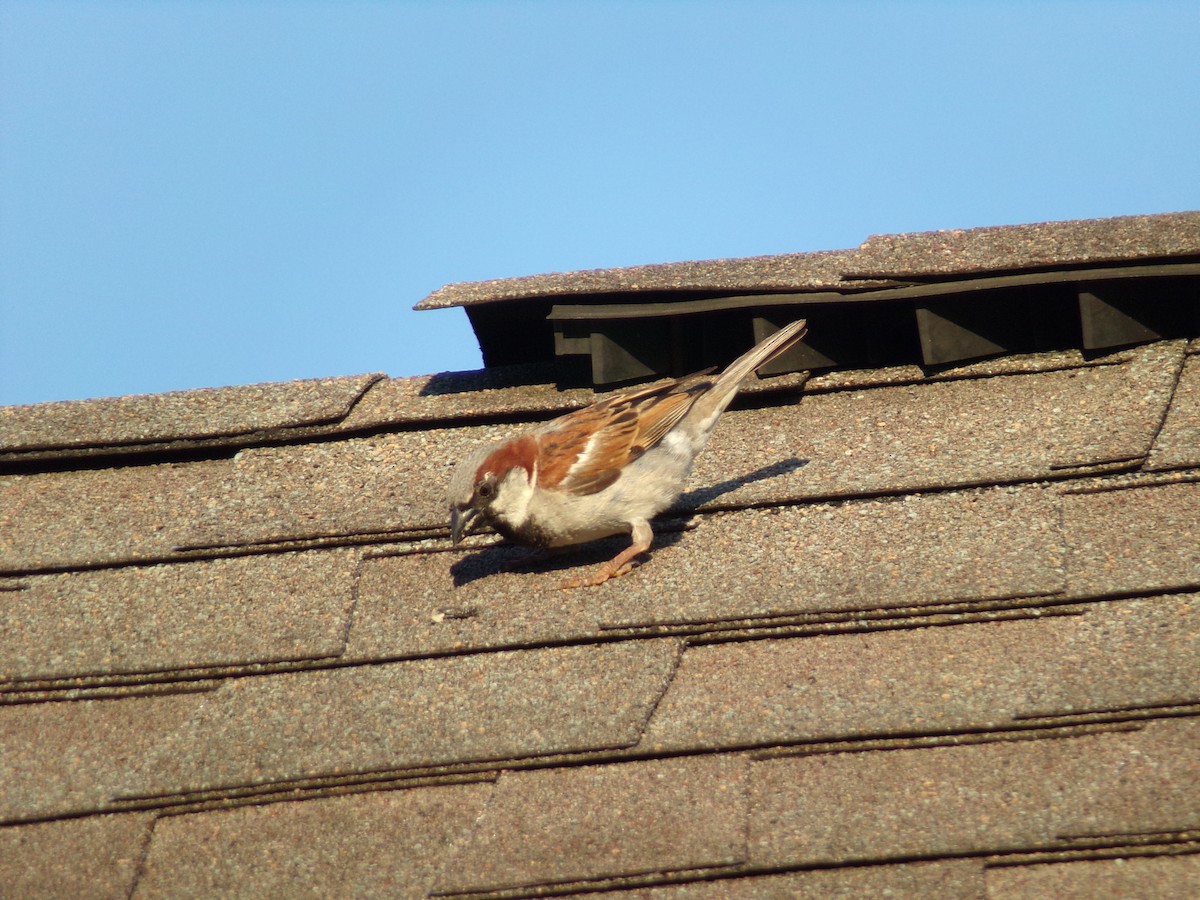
[{"left": 2, "top": 211, "right": 1198, "bottom": 898}]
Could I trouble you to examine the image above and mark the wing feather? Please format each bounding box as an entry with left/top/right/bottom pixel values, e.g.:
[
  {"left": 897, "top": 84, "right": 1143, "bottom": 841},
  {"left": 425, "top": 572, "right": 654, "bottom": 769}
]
[
  {"left": 534, "top": 377, "right": 710, "bottom": 496},
  {"left": 628, "top": 388, "right": 701, "bottom": 453}
]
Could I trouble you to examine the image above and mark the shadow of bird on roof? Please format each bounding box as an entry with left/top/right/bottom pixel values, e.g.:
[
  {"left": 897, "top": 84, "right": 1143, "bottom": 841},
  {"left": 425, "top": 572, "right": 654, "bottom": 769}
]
[{"left": 673, "top": 455, "right": 809, "bottom": 510}]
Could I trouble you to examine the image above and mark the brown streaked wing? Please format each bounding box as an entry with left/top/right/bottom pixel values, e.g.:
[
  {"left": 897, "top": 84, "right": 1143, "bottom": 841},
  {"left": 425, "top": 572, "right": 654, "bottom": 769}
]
[
  {"left": 557, "top": 405, "right": 640, "bottom": 495},
  {"left": 534, "top": 403, "right": 608, "bottom": 490},
  {"left": 629, "top": 384, "right": 707, "bottom": 453},
  {"left": 535, "top": 378, "right": 708, "bottom": 496}
]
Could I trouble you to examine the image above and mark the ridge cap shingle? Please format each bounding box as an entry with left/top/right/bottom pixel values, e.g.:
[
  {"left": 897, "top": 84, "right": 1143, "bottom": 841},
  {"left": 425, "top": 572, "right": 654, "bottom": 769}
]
[{"left": 415, "top": 209, "right": 1200, "bottom": 310}]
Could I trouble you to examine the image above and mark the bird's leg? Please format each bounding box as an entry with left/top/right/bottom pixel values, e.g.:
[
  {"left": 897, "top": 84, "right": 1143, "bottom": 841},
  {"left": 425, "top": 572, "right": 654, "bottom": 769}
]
[{"left": 559, "top": 520, "right": 654, "bottom": 590}]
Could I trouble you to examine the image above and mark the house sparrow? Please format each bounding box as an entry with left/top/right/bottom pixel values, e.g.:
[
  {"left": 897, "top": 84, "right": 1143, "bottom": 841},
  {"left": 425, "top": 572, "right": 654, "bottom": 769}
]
[{"left": 449, "top": 319, "right": 808, "bottom": 588}]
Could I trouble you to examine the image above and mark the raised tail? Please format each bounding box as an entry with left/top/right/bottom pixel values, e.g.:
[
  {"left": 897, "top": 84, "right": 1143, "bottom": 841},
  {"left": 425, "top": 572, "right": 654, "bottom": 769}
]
[
  {"left": 687, "top": 318, "right": 808, "bottom": 431},
  {"left": 714, "top": 319, "right": 808, "bottom": 392}
]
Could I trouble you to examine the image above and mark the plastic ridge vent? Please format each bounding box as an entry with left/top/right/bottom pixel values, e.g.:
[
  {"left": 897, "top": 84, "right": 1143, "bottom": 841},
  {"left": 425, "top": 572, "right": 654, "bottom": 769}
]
[{"left": 470, "top": 262, "right": 1200, "bottom": 387}]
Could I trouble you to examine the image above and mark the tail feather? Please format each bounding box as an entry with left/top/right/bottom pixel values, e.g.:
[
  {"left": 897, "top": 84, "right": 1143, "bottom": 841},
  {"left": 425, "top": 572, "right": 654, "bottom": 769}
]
[
  {"left": 714, "top": 319, "right": 808, "bottom": 392},
  {"left": 689, "top": 318, "right": 808, "bottom": 428}
]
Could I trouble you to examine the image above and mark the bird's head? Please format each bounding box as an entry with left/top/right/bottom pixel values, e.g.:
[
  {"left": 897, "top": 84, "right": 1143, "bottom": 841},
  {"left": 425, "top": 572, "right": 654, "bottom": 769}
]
[{"left": 448, "top": 436, "right": 537, "bottom": 545}]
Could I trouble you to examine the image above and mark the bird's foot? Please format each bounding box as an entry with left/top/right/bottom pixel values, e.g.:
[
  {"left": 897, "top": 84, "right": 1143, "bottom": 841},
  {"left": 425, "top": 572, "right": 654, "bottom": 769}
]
[
  {"left": 557, "top": 559, "right": 637, "bottom": 590},
  {"left": 558, "top": 521, "right": 654, "bottom": 590}
]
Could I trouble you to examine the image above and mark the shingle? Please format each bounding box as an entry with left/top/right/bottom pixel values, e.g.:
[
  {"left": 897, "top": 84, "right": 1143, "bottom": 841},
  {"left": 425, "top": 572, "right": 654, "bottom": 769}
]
[
  {"left": 414, "top": 212, "right": 1200, "bottom": 311},
  {"left": 415, "top": 249, "right": 872, "bottom": 310},
  {"left": 685, "top": 340, "right": 1184, "bottom": 508},
  {"left": 748, "top": 718, "right": 1200, "bottom": 868},
  {"left": 639, "top": 597, "right": 1200, "bottom": 753},
  {"left": 1148, "top": 350, "right": 1200, "bottom": 471},
  {"left": 338, "top": 366, "right": 592, "bottom": 428},
  {"left": 0, "top": 813, "right": 152, "bottom": 899},
  {"left": 338, "top": 366, "right": 811, "bottom": 432},
  {"left": 1, "top": 428, "right": 480, "bottom": 572},
  {"left": 849, "top": 211, "right": 1200, "bottom": 278},
  {"left": 1063, "top": 480, "right": 1200, "bottom": 597},
  {"left": 0, "top": 374, "right": 380, "bottom": 453},
  {"left": 0, "top": 459, "right": 231, "bottom": 573},
  {"left": 0, "top": 694, "right": 200, "bottom": 822},
  {"left": 134, "top": 783, "right": 492, "bottom": 900},
  {"left": 434, "top": 756, "right": 747, "bottom": 894},
  {"left": 129, "top": 641, "right": 677, "bottom": 806},
  {"left": 0, "top": 549, "right": 358, "bottom": 681},
  {"left": 985, "top": 855, "right": 1200, "bottom": 900},
  {"left": 0, "top": 365, "right": 818, "bottom": 468},
  {"left": 346, "top": 486, "right": 1063, "bottom": 660},
  {"left": 589, "top": 860, "right": 986, "bottom": 898},
  {"left": 183, "top": 428, "right": 475, "bottom": 548},
  {"left": 183, "top": 375, "right": 817, "bottom": 553},
  {"left": 0, "top": 422, "right": 540, "bottom": 572},
  {"left": 0, "top": 640, "right": 677, "bottom": 822},
  {"left": 3, "top": 430, "right": 468, "bottom": 572}
]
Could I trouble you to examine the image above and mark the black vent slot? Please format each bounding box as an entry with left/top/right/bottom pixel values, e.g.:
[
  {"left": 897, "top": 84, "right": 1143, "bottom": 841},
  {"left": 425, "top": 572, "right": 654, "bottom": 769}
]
[
  {"left": 1078, "top": 277, "right": 1199, "bottom": 350},
  {"left": 915, "top": 286, "right": 1082, "bottom": 367},
  {"left": 753, "top": 302, "right": 919, "bottom": 373}
]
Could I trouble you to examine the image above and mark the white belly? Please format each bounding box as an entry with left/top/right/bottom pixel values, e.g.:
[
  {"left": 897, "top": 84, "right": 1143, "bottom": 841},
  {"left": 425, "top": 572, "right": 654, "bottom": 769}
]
[{"left": 525, "top": 432, "right": 698, "bottom": 547}]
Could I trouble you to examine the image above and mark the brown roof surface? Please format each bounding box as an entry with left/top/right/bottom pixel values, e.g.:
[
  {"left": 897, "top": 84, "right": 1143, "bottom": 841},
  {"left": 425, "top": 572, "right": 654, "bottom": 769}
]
[
  {"left": 3, "top": 214, "right": 1199, "bottom": 897},
  {"left": 416, "top": 210, "right": 1200, "bottom": 309},
  {"left": 0, "top": 374, "right": 383, "bottom": 454}
]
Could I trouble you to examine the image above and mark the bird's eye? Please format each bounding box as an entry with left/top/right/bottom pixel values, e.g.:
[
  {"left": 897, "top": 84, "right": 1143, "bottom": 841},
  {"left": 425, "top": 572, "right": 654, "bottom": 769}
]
[{"left": 477, "top": 481, "right": 494, "bottom": 500}]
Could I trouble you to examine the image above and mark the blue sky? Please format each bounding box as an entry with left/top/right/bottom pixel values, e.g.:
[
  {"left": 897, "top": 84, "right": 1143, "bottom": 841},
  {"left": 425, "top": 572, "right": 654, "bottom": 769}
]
[{"left": 2, "top": 1, "right": 1197, "bottom": 407}]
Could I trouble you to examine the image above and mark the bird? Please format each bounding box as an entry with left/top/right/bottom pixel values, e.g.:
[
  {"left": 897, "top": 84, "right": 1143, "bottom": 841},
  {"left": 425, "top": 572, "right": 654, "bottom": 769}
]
[{"left": 448, "top": 319, "right": 808, "bottom": 588}]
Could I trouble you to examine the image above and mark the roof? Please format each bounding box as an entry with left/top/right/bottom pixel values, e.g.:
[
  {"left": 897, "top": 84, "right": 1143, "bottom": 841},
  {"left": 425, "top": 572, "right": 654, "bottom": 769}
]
[{"left": 3, "top": 212, "right": 1200, "bottom": 897}]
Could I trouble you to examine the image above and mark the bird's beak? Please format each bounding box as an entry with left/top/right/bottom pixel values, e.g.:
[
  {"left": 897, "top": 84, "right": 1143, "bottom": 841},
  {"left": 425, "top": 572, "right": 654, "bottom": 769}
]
[{"left": 450, "top": 506, "right": 479, "bottom": 545}]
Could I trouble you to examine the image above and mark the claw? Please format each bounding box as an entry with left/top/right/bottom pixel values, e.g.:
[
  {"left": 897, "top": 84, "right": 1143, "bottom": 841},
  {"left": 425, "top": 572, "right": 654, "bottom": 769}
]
[{"left": 557, "top": 558, "right": 638, "bottom": 590}]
